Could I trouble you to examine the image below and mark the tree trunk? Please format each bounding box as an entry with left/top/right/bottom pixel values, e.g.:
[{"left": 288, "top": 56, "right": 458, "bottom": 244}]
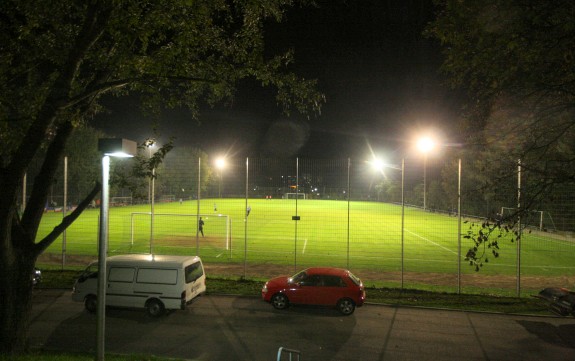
[{"left": 0, "top": 244, "right": 37, "bottom": 354}]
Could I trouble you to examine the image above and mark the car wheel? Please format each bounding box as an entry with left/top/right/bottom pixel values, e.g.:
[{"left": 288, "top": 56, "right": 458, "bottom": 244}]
[
  {"left": 146, "top": 298, "right": 165, "bottom": 317},
  {"left": 85, "top": 295, "right": 97, "bottom": 313},
  {"left": 271, "top": 293, "right": 289, "bottom": 310},
  {"left": 337, "top": 298, "right": 355, "bottom": 315}
]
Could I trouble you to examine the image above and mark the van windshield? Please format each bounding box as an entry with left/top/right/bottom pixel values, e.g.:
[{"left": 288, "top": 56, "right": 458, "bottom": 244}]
[
  {"left": 80, "top": 262, "right": 99, "bottom": 280},
  {"left": 185, "top": 262, "right": 204, "bottom": 283}
]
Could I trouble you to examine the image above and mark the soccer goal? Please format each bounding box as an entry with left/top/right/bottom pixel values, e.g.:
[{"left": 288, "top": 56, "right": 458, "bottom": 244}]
[
  {"left": 500, "top": 207, "right": 557, "bottom": 232},
  {"left": 111, "top": 196, "right": 132, "bottom": 206},
  {"left": 130, "top": 212, "right": 231, "bottom": 250},
  {"left": 284, "top": 192, "right": 306, "bottom": 199},
  {"left": 159, "top": 195, "right": 175, "bottom": 203}
]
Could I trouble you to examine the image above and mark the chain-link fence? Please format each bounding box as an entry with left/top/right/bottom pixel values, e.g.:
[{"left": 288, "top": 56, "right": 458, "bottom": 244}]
[{"left": 33, "top": 156, "right": 575, "bottom": 296}]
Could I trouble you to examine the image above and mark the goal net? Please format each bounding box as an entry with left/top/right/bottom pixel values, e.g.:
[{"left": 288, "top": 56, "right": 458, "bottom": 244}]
[
  {"left": 500, "top": 207, "right": 557, "bottom": 232},
  {"left": 284, "top": 193, "right": 306, "bottom": 199},
  {"left": 111, "top": 196, "right": 132, "bottom": 206},
  {"left": 159, "top": 195, "right": 175, "bottom": 203},
  {"left": 130, "top": 213, "right": 231, "bottom": 251}
]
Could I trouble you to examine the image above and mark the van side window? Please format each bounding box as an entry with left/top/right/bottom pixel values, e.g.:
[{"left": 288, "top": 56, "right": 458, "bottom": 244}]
[
  {"left": 108, "top": 267, "right": 135, "bottom": 283},
  {"left": 137, "top": 268, "right": 178, "bottom": 285},
  {"left": 185, "top": 262, "right": 204, "bottom": 283}
]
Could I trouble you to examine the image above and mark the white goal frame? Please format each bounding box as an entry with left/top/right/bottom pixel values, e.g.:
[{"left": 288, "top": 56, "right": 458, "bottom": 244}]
[
  {"left": 284, "top": 192, "right": 306, "bottom": 199},
  {"left": 130, "top": 212, "right": 231, "bottom": 249},
  {"left": 159, "top": 195, "right": 176, "bottom": 202},
  {"left": 500, "top": 207, "right": 557, "bottom": 231},
  {"left": 111, "top": 196, "right": 132, "bottom": 206}
]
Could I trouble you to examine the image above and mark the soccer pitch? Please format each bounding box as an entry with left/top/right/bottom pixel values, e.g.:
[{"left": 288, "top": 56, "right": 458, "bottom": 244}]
[{"left": 38, "top": 198, "right": 575, "bottom": 291}]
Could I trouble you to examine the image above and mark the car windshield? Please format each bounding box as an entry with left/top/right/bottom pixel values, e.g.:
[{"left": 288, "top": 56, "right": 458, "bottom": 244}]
[
  {"left": 348, "top": 271, "right": 361, "bottom": 286},
  {"left": 289, "top": 270, "right": 308, "bottom": 284}
]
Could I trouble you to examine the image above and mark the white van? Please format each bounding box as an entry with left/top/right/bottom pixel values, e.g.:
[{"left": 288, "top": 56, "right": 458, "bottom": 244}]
[{"left": 72, "top": 254, "right": 206, "bottom": 316}]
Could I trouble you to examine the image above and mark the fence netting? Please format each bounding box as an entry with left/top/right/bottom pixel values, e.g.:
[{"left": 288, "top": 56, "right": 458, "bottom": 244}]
[{"left": 33, "top": 156, "right": 575, "bottom": 296}]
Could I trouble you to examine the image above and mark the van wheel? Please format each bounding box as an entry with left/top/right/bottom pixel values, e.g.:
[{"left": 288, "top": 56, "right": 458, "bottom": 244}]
[
  {"left": 85, "top": 295, "right": 97, "bottom": 313},
  {"left": 146, "top": 299, "right": 165, "bottom": 317}
]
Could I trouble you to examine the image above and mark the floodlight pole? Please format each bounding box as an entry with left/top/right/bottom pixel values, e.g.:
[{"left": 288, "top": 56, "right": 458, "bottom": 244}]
[
  {"left": 401, "top": 158, "right": 405, "bottom": 289},
  {"left": 423, "top": 154, "right": 427, "bottom": 211}
]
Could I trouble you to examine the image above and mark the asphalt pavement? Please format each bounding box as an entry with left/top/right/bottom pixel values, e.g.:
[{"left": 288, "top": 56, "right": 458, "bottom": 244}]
[{"left": 29, "top": 289, "right": 575, "bottom": 361}]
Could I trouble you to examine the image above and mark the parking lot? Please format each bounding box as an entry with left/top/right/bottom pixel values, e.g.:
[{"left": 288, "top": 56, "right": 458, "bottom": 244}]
[{"left": 30, "top": 289, "right": 575, "bottom": 360}]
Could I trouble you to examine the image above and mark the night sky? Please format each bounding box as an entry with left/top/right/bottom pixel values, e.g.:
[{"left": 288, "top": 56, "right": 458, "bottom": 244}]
[{"left": 93, "top": 0, "right": 462, "bottom": 160}]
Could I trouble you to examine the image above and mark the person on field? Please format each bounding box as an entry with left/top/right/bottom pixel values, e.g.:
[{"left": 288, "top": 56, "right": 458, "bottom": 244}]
[
  {"left": 198, "top": 217, "right": 205, "bottom": 237},
  {"left": 246, "top": 205, "right": 251, "bottom": 217}
]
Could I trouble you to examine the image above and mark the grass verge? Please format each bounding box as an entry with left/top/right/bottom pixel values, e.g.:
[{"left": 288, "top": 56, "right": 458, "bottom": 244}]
[{"left": 39, "top": 269, "right": 550, "bottom": 316}]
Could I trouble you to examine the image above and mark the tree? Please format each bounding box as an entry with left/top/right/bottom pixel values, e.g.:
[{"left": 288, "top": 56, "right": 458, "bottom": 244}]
[
  {"left": 0, "top": 0, "right": 323, "bottom": 353},
  {"left": 427, "top": 0, "right": 575, "bottom": 268}
]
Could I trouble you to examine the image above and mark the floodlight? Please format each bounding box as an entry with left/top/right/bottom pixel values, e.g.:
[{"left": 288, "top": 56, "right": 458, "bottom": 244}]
[
  {"left": 417, "top": 136, "right": 435, "bottom": 154},
  {"left": 215, "top": 157, "right": 226, "bottom": 170}
]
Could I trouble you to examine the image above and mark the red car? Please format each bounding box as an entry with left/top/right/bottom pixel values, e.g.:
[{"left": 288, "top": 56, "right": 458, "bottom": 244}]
[{"left": 262, "top": 267, "right": 366, "bottom": 315}]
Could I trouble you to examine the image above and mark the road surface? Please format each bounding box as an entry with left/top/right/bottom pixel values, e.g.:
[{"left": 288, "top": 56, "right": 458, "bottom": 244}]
[{"left": 29, "top": 289, "right": 575, "bottom": 360}]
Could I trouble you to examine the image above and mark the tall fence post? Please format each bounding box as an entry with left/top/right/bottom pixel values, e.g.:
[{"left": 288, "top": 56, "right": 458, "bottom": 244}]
[
  {"left": 517, "top": 159, "right": 522, "bottom": 297},
  {"left": 244, "top": 157, "right": 249, "bottom": 279},
  {"left": 401, "top": 158, "right": 405, "bottom": 289},
  {"left": 294, "top": 158, "right": 299, "bottom": 273},
  {"left": 457, "top": 158, "right": 462, "bottom": 294},
  {"left": 347, "top": 158, "right": 351, "bottom": 269},
  {"left": 196, "top": 157, "right": 201, "bottom": 256},
  {"left": 62, "top": 156, "right": 68, "bottom": 269}
]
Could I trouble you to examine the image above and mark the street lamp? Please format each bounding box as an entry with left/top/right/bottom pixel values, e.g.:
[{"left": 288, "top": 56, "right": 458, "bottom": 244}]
[
  {"left": 145, "top": 140, "right": 156, "bottom": 205},
  {"left": 97, "top": 138, "right": 136, "bottom": 361},
  {"left": 145, "top": 140, "right": 157, "bottom": 254},
  {"left": 417, "top": 136, "right": 436, "bottom": 211}
]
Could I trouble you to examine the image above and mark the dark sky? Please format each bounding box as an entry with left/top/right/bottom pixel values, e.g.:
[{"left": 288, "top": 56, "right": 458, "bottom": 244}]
[{"left": 94, "top": 0, "right": 462, "bottom": 160}]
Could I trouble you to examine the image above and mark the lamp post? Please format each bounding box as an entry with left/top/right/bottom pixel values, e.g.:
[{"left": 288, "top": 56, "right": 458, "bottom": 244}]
[
  {"left": 145, "top": 140, "right": 156, "bottom": 254},
  {"left": 97, "top": 138, "right": 136, "bottom": 361},
  {"left": 417, "top": 136, "right": 435, "bottom": 211}
]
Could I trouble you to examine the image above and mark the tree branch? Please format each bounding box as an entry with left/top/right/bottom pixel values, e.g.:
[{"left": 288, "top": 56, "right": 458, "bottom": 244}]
[{"left": 34, "top": 182, "right": 101, "bottom": 255}]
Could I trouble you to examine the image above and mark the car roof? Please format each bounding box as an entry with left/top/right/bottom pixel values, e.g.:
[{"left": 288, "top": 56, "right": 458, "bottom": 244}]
[{"left": 304, "top": 267, "right": 349, "bottom": 277}]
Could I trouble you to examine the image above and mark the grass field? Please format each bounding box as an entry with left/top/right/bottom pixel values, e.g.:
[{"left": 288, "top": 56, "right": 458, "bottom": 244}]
[{"left": 37, "top": 198, "right": 575, "bottom": 295}]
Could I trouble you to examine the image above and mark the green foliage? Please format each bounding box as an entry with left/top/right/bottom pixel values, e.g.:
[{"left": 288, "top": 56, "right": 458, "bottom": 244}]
[
  {"left": 428, "top": 0, "right": 575, "bottom": 269},
  {"left": 0, "top": 0, "right": 324, "bottom": 353}
]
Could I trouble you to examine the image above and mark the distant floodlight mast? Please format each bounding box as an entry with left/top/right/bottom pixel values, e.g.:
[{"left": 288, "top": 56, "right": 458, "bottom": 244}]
[
  {"left": 417, "top": 135, "right": 436, "bottom": 211},
  {"left": 215, "top": 156, "right": 226, "bottom": 198},
  {"left": 96, "top": 138, "right": 136, "bottom": 361}
]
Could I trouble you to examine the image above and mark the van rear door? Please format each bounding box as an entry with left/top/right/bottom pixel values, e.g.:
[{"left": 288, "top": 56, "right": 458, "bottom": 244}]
[{"left": 184, "top": 261, "right": 205, "bottom": 301}]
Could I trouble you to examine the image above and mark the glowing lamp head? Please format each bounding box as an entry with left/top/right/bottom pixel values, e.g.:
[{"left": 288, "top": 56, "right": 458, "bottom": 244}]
[
  {"left": 215, "top": 157, "right": 226, "bottom": 170},
  {"left": 417, "top": 137, "right": 435, "bottom": 154}
]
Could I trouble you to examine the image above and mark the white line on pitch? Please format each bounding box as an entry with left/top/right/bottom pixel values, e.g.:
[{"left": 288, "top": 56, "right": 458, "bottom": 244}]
[
  {"left": 404, "top": 229, "right": 457, "bottom": 255},
  {"left": 302, "top": 238, "right": 308, "bottom": 254}
]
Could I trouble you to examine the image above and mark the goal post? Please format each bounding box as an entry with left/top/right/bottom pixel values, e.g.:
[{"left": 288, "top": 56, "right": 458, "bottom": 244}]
[
  {"left": 500, "top": 207, "right": 556, "bottom": 231},
  {"left": 130, "top": 212, "right": 231, "bottom": 250},
  {"left": 159, "top": 195, "right": 176, "bottom": 203},
  {"left": 111, "top": 196, "right": 132, "bottom": 206},
  {"left": 284, "top": 193, "right": 306, "bottom": 199}
]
